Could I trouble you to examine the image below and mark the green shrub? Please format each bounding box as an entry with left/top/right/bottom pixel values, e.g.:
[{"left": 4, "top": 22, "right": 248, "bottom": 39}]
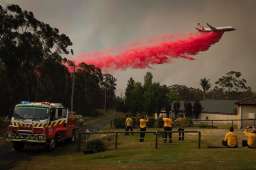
[
  {"left": 83, "top": 139, "right": 106, "bottom": 154},
  {"left": 113, "top": 117, "right": 125, "bottom": 129},
  {"left": 147, "top": 118, "right": 156, "bottom": 128},
  {"left": 186, "top": 117, "right": 193, "bottom": 127},
  {"left": 175, "top": 117, "right": 193, "bottom": 127}
]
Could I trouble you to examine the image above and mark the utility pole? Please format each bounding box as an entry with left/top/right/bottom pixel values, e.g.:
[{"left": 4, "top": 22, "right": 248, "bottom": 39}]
[
  {"left": 71, "top": 65, "right": 75, "bottom": 112},
  {"left": 104, "top": 86, "right": 107, "bottom": 113},
  {"left": 70, "top": 49, "right": 75, "bottom": 112}
]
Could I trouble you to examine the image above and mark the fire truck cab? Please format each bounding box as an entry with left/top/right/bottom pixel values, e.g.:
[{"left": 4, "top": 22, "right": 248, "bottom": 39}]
[{"left": 7, "top": 101, "right": 77, "bottom": 151}]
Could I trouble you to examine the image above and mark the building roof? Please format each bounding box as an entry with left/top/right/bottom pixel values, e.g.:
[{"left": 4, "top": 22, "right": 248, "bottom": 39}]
[
  {"left": 176, "top": 100, "right": 237, "bottom": 114},
  {"left": 236, "top": 97, "right": 256, "bottom": 105},
  {"left": 200, "top": 100, "right": 237, "bottom": 114}
]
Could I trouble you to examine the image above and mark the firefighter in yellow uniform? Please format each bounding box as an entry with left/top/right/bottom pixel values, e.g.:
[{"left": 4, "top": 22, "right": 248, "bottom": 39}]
[
  {"left": 139, "top": 115, "right": 148, "bottom": 142},
  {"left": 162, "top": 114, "right": 173, "bottom": 143},
  {"left": 222, "top": 127, "right": 238, "bottom": 148},
  {"left": 242, "top": 127, "right": 256, "bottom": 148},
  {"left": 175, "top": 116, "right": 185, "bottom": 141},
  {"left": 125, "top": 115, "right": 134, "bottom": 135}
]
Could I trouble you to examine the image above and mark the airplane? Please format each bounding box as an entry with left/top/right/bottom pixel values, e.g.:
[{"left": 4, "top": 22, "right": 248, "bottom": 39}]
[{"left": 196, "top": 23, "right": 235, "bottom": 32}]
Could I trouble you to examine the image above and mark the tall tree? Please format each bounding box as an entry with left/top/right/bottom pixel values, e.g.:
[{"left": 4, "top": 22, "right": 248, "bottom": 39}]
[
  {"left": 193, "top": 101, "right": 202, "bottom": 119},
  {"left": 143, "top": 72, "right": 155, "bottom": 115},
  {"left": 102, "top": 74, "right": 117, "bottom": 110},
  {"left": 74, "top": 63, "right": 103, "bottom": 115},
  {"left": 173, "top": 101, "right": 180, "bottom": 118},
  {"left": 0, "top": 4, "right": 72, "bottom": 115},
  {"left": 169, "top": 84, "right": 203, "bottom": 101},
  {"left": 200, "top": 78, "right": 211, "bottom": 99},
  {"left": 184, "top": 102, "right": 193, "bottom": 118},
  {"left": 125, "top": 80, "right": 143, "bottom": 114},
  {"left": 215, "top": 71, "right": 250, "bottom": 99},
  {"left": 144, "top": 72, "right": 153, "bottom": 88},
  {"left": 215, "top": 71, "right": 249, "bottom": 93}
]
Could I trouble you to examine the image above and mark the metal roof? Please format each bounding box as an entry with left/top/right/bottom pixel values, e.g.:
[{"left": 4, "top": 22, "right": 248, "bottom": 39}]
[
  {"left": 200, "top": 100, "right": 237, "bottom": 114},
  {"left": 236, "top": 97, "right": 256, "bottom": 105},
  {"left": 174, "top": 99, "right": 237, "bottom": 114}
]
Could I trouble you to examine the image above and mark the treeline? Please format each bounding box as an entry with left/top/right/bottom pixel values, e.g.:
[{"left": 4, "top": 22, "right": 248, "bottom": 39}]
[
  {"left": 116, "top": 71, "right": 254, "bottom": 116},
  {"left": 200, "top": 71, "right": 253, "bottom": 100},
  {"left": 0, "top": 4, "right": 116, "bottom": 116},
  {"left": 115, "top": 72, "right": 203, "bottom": 118}
]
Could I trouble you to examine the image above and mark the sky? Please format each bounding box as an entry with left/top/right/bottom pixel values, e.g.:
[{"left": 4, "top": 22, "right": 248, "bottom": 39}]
[{"left": 2, "top": 0, "right": 256, "bottom": 95}]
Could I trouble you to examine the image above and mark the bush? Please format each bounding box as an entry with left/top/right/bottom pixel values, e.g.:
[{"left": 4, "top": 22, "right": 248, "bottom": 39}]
[
  {"left": 113, "top": 117, "right": 125, "bottom": 129},
  {"left": 175, "top": 117, "right": 193, "bottom": 127},
  {"left": 83, "top": 139, "right": 106, "bottom": 154},
  {"left": 147, "top": 118, "right": 156, "bottom": 128}
]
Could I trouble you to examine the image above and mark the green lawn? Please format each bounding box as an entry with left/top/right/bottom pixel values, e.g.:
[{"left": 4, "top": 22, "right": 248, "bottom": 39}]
[{"left": 10, "top": 129, "right": 256, "bottom": 170}]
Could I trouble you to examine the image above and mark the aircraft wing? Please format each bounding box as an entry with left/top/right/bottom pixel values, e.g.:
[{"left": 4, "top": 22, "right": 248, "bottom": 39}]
[{"left": 206, "top": 23, "right": 217, "bottom": 31}]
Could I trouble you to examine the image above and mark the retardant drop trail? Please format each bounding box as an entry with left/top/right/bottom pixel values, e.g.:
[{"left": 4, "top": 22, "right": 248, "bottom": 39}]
[{"left": 71, "top": 32, "right": 223, "bottom": 70}]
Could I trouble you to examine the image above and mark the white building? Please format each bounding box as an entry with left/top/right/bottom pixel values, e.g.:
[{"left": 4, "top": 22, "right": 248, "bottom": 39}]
[{"left": 197, "top": 98, "right": 256, "bottom": 129}]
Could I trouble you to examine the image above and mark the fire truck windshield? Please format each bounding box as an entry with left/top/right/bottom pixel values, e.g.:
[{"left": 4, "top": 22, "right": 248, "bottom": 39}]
[{"left": 13, "top": 106, "right": 49, "bottom": 120}]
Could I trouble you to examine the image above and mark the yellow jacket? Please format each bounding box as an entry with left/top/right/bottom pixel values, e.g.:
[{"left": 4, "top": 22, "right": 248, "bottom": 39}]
[
  {"left": 139, "top": 118, "right": 148, "bottom": 128},
  {"left": 163, "top": 117, "right": 173, "bottom": 128},
  {"left": 243, "top": 130, "right": 256, "bottom": 147},
  {"left": 224, "top": 131, "right": 238, "bottom": 147},
  {"left": 125, "top": 117, "right": 133, "bottom": 127}
]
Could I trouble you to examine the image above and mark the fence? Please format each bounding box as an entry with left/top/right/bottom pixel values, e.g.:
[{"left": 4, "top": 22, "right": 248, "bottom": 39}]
[
  {"left": 192, "top": 119, "right": 256, "bottom": 129},
  {"left": 76, "top": 130, "right": 201, "bottom": 151},
  {"left": 111, "top": 117, "right": 256, "bottom": 129}
]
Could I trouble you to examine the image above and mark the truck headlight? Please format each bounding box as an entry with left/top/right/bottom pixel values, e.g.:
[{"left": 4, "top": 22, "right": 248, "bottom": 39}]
[{"left": 38, "top": 135, "right": 45, "bottom": 140}]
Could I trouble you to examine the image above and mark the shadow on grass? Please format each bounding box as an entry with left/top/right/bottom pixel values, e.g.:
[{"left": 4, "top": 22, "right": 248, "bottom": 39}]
[{"left": 0, "top": 139, "right": 79, "bottom": 170}]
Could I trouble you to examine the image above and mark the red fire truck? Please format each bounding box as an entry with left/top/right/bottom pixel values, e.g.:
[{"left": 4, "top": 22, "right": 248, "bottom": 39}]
[{"left": 7, "top": 101, "right": 77, "bottom": 151}]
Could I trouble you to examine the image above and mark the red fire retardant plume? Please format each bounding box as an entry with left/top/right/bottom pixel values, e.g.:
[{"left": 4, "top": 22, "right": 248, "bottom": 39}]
[{"left": 71, "top": 32, "right": 223, "bottom": 70}]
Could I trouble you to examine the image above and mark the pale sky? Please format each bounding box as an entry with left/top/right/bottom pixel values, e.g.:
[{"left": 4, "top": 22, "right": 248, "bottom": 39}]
[{"left": 2, "top": 0, "right": 256, "bottom": 95}]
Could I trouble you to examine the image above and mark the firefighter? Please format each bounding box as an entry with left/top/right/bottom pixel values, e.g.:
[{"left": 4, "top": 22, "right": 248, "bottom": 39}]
[
  {"left": 242, "top": 127, "right": 256, "bottom": 148},
  {"left": 175, "top": 115, "right": 185, "bottom": 141},
  {"left": 162, "top": 114, "right": 173, "bottom": 143},
  {"left": 125, "top": 114, "right": 134, "bottom": 135},
  {"left": 222, "top": 127, "right": 238, "bottom": 148},
  {"left": 139, "top": 115, "right": 148, "bottom": 142}
]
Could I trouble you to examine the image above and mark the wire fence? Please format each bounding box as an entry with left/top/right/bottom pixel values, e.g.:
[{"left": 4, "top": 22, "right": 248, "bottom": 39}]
[
  {"left": 192, "top": 119, "right": 256, "bottom": 128},
  {"left": 76, "top": 130, "right": 201, "bottom": 152},
  {"left": 110, "top": 118, "right": 256, "bottom": 129}
]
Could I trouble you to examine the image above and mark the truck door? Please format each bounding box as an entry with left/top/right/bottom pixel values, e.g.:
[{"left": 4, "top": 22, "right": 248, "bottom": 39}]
[{"left": 49, "top": 108, "right": 58, "bottom": 137}]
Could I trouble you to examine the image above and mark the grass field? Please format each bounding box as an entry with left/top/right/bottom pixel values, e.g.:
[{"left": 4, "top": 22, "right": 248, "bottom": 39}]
[{"left": 2, "top": 128, "right": 256, "bottom": 170}]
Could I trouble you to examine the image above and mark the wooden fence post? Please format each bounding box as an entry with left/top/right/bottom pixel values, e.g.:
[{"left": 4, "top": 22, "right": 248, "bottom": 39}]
[
  {"left": 155, "top": 131, "right": 158, "bottom": 149},
  {"left": 77, "top": 133, "right": 81, "bottom": 151},
  {"left": 114, "top": 132, "right": 118, "bottom": 149},
  {"left": 198, "top": 131, "right": 201, "bottom": 149},
  {"left": 211, "top": 120, "right": 214, "bottom": 128}
]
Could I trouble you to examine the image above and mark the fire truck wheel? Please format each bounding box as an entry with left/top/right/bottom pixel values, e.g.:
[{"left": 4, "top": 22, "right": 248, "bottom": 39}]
[
  {"left": 47, "top": 138, "right": 56, "bottom": 151},
  {"left": 13, "top": 142, "right": 24, "bottom": 152}
]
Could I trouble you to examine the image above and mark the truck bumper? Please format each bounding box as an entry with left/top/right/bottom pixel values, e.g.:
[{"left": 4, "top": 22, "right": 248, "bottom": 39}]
[{"left": 7, "top": 133, "right": 47, "bottom": 143}]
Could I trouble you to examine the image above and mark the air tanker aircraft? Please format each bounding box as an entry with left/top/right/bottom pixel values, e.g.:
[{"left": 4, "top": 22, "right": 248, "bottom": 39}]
[{"left": 196, "top": 23, "right": 235, "bottom": 32}]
